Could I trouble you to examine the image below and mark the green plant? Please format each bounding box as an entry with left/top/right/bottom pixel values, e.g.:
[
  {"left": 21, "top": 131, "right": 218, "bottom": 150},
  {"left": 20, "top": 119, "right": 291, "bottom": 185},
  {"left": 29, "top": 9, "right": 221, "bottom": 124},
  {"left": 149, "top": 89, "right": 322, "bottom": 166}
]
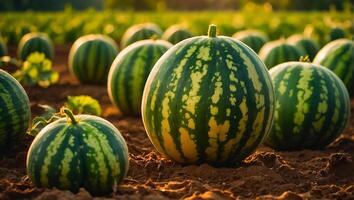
[
  {"left": 13, "top": 52, "right": 59, "bottom": 87},
  {"left": 65, "top": 95, "right": 102, "bottom": 116}
]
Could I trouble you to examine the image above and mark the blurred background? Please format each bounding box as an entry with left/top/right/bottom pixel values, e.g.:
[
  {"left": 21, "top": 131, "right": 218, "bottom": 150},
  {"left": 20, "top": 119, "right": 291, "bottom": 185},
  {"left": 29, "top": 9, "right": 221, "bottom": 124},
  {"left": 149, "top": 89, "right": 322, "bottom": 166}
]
[
  {"left": 0, "top": 0, "right": 352, "bottom": 46},
  {"left": 0, "top": 0, "right": 353, "bottom": 11}
]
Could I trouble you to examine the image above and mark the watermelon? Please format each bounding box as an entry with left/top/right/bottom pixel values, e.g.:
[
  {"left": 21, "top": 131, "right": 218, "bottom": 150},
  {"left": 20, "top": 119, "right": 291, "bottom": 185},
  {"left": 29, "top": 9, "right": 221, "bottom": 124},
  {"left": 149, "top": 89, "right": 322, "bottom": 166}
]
[
  {"left": 162, "top": 25, "right": 193, "bottom": 44},
  {"left": 313, "top": 39, "right": 354, "bottom": 96},
  {"left": 0, "top": 69, "right": 31, "bottom": 151},
  {"left": 287, "top": 34, "right": 320, "bottom": 61},
  {"left": 121, "top": 23, "right": 163, "bottom": 48},
  {"left": 0, "top": 39, "right": 7, "bottom": 57},
  {"left": 26, "top": 108, "right": 129, "bottom": 194},
  {"left": 141, "top": 25, "right": 275, "bottom": 165},
  {"left": 68, "top": 34, "right": 119, "bottom": 85},
  {"left": 232, "top": 30, "right": 269, "bottom": 53},
  {"left": 108, "top": 39, "right": 172, "bottom": 116},
  {"left": 266, "top": 62, "right": 350, "bottom": 150},
  {"left": 329, "top": 27, "right": 345, "bottom": 41},
  {"left": 17, "top": 32, "right": 54, "bottom": 60},
  {"left": 259, "top": 39, "right": 304, "bottom": 69}
]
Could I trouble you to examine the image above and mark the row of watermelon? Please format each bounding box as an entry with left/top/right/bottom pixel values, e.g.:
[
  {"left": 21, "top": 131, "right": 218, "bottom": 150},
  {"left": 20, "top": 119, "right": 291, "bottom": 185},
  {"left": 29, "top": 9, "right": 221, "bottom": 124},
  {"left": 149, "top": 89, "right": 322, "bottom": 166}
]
[
  {"left": 3, "top": 23, "right": 352, "bottom": 98},
  {"left": 0, "top": 24, "right": 352, "bottom": 195}
]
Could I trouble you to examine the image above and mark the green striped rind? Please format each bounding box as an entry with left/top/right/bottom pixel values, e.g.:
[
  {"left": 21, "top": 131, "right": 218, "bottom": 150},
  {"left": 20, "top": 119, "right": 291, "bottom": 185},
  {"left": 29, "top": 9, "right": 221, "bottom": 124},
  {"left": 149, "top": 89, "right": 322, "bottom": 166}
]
[
  {"left": 17, "top": 32, "right": 54, "bottom": 60},
  {"left": 287, "top": 34, "right": 320, "bottom": 61},
  {"left": 108, "top": 39, "right": 172, "bottom": 116},
  {"left": 141, "top": 33, "right": 275, "bottom": 165},
  {"left": 232, "top": 30, "right": 269, "bottom": 53},
  {"left": 266, "top": 62, "right": 350, "bottom": 150},
  {"left": 26, "top": 115, "right": 129, "bottom": 194},
  {"left": 162, "top": 25, "right": 193, "bottom": 45},
  {"left": 330, "top": 27, "right": 345, "bottom": 41},
  {"left": 68, "top": 34, "right": 119, "bottom": 85},
  {"left": 0, "top": 70, "right": 31, "bottom": 150},
  {"left": 121, "top": 23, "right": 163, "bottom": 48},
  {"left": 313, "top": 39, "right": 354, "bottom": 97},
  {"left": 259, "top": 40, "right": 304, "bottom": 69},
  {"left": 0, "top": 40, "right": 7, "bottom": 57}
]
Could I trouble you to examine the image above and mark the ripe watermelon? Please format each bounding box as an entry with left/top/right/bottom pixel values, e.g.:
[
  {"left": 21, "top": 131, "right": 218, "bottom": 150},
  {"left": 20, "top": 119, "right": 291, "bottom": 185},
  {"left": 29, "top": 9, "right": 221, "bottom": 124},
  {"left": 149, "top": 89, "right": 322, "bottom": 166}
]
[
  {"left": 121, "top": 23, "right": 163, "bottom": 48},
  {"left": 287, "top": 34, "right": 320, "bottom": 61},
  {"left": 313, "top": 39, "right": 354, "bottom": 96},
  {"left": 0, "top": 69, "right": 31, "bottom": 151},
  {"left": 266, "top": 62, "right": 350, "bottom": 150},
  {"left": 141, "top": 25, "right": 275, "bottom": 165},
  {"left": 0, "top": 39, "right": 7, "bottom": 57},
  {"left": 68, "top": 34, "right": 119, "bottom": 85},
  {"left": 259, "top": 39, "right": 304, "bottom": 69},
  {"left": 17, "top": 32, "right": 54, "bottom": 60},
  {"left": 162, "top": 25, "right": 193, "bottom": 44},
  {"left": 26, "top": 108, "right": 129, "bottom": 194},
  {"left": 108, "top": 39, "right": 172, "bottom": 116},
  {"left": 232, "top": 30, "right": 269, "bottom": 53}
]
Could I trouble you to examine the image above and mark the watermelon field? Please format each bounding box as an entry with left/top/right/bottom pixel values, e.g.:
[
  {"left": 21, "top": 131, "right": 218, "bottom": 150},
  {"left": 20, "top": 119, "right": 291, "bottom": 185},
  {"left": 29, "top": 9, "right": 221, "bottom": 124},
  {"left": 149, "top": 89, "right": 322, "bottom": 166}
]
[{"left": 0, "top": 9, "right": 354, "bottom": 199}]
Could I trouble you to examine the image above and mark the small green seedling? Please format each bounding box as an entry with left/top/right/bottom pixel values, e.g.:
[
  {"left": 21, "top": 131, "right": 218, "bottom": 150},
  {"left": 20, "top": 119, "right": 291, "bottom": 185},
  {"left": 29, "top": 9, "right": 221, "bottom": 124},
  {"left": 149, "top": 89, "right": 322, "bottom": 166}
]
[
  {"left": 13, "top": 52, "right": 59, "bottom": 87},
  {"left": 65, "top": 95, "right": 102, "bottom": 116}
]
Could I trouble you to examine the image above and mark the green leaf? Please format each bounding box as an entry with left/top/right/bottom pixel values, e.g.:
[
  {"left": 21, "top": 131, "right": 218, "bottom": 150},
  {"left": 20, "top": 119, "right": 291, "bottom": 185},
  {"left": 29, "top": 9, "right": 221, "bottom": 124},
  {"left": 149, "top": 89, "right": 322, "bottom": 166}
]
[
  {"left": 13, "top": 52, "right": 59, "bottom": 88},
  {"left": 65, "top": 95, "right": 102, "bottom": 116},
  {"left": 27, "top": 104, "right": 59, "bottom": 137}
]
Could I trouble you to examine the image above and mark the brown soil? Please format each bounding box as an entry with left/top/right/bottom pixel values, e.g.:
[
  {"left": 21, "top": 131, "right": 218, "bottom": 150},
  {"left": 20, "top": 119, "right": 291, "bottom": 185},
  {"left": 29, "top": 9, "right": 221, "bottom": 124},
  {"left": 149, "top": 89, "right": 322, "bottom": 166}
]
[{"left": 1, "top": 45, "right": 354, "bottom": 200}]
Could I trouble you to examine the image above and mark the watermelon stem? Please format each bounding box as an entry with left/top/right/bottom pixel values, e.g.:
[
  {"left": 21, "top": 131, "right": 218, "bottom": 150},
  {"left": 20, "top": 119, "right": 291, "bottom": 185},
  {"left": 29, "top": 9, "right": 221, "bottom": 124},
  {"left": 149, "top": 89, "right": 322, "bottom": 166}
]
[
  {"left": 61, "top": 107, "right": 78, "bottom": 124},
  {"left": 208, "top": 24, "right": 217, "bottom": 38}
]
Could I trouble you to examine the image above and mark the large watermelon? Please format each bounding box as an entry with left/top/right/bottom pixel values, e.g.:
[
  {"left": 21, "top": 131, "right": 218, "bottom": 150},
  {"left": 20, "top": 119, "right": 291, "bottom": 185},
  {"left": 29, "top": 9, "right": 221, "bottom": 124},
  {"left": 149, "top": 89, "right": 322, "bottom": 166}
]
[
  {"left": 232, "top": 30, "right": 269, "bottom": 53},
  {"left": 313, "top": 39, "right": 354, "bottom": 96},
  {"left": 141, "top": 25, "right": 275, "bottom": 165},
  {"left": 0, "top": 39, "right": 7, "bottom": 57},
  {"left": 266, "top": 62, "right": 350, "bottom": 150},
  {"left": 259, "top": 39, "right": 304, "bottom": 69},
  {"left": 68, "top": 34, "right": 119, "bottom": 85},
  {"left": 17, "top": 32, "right": 54, "bottom": 60},
  {"left": 26, "top": 108, "right": 129, "bottom": 194},
  {"left": 162, "top": 25, "right": 193, "bottom": 44},
  {"left": 108, "top": 39, "right": 172, "bottom": 116},
  {"left": 121, "top": 23, "right": 163, "bottom": 48},
  {"left": 287, "top": 34, "right": 320, "bottom": 61},
  {"left": 0, "top": 69, "right": 31, "bottom": 151}
]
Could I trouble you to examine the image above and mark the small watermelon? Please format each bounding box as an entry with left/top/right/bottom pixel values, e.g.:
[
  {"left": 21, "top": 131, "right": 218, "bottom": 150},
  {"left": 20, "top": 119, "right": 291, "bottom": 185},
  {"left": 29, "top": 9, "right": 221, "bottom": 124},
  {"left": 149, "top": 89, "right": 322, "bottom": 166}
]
[
  {"left": 259, "top": 39, "right": 304, "bottom": 69},
  {"left": 313, "top": 39, "right": 354, "bottom": 96},
  {"left": 26, "top": 108, "right": 129, "bottom": 194},
  {"left": 141, "top": 24, "right": 275, "bottom": 165},
  {"left": 232, "top": 30, "right": 269, "bottom": 53},
  {"left": 0, "top": 69, "right": 31, "bottom": 151},
  {"left": 287, "top": 34, "right": 320, "bottom": 61},
  {"left": 108, "top": 39, "right": 172, "bottom": 116},
  {"left": 266, "top": 62, "right": 350, "bottom": 150},
  {"left": 68, "top": 34, "right": 119, "bottom": 85},
  {"left": 17, "top": 32, "right": 54, "bottom": 60},
  {"left": 121, "top": 23, "right": 163, "bottom": 48},
  {"left": 162, "top": 25, "right": 193, "bottom": 44}
]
